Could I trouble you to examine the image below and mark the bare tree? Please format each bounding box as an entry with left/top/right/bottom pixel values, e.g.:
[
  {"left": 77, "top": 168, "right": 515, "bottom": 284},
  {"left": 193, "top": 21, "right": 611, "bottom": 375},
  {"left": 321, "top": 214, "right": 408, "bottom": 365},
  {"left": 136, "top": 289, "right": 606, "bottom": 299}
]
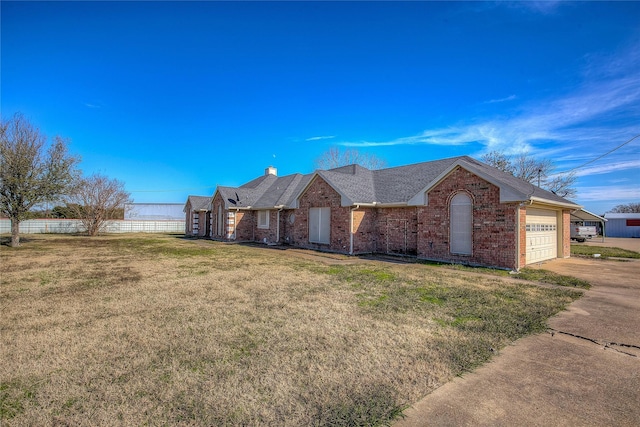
[
  {"left": 543, "top": 172, "right": 577, "bottom": 199},
  {"left": 512, "top": 153, "right": 554, "bottom": 185},
  {"left": 315, "top": 147, "right": 387, "bottom": 170},
  {"left": 0, "top": 113, "right": 79, "bottom": 246},
  {"left": 67, "top": 174, "right": 132, "bottom": 236},
  {"left": 480, "top": 151, "right": 514, "bottom": 176},
  {"left": 482, "top": 150, "right": 577, "bottom": 199},
  {"left": 608, "top": 202, "right": 640, "bottom": 213}
]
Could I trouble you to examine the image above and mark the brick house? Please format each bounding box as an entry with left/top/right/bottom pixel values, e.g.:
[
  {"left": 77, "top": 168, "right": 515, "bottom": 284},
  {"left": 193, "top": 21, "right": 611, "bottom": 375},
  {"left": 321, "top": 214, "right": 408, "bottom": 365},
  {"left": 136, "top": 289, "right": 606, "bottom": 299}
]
[
  {"left": 194, "top": 157, "right": 580, "bottom": 270},
  {"left": 184, "top": 195, "right": 211, "bottom": 237}
]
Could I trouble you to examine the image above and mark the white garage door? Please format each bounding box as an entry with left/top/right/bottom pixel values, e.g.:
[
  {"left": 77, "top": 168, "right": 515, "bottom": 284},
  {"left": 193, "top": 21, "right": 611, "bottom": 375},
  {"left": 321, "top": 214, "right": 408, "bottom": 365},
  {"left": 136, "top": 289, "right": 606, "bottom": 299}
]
[{"left": 526, "top": 208, "right": 558, "bottom": 264}]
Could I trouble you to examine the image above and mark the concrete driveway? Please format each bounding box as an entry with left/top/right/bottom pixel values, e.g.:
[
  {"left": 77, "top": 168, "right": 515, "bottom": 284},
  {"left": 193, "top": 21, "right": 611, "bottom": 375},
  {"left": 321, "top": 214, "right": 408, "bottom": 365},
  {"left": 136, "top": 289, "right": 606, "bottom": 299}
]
[{"left": 395, "top": 256, "right": 640, "bottom": 427}]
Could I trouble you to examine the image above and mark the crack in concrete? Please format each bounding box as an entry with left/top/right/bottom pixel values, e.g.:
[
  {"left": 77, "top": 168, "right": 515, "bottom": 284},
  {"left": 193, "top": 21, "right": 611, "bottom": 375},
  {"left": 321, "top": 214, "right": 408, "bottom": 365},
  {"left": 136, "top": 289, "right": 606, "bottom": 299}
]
[{"left": 548, "top": 328, "right": 639, "bottom": 358}]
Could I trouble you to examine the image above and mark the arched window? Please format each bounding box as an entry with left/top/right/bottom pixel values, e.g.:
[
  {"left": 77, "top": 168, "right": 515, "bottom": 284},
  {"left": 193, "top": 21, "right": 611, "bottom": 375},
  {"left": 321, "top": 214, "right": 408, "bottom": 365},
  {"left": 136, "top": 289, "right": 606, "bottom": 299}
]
[{"left": 450, "top": 193, "right": 472, "bottom": 255}]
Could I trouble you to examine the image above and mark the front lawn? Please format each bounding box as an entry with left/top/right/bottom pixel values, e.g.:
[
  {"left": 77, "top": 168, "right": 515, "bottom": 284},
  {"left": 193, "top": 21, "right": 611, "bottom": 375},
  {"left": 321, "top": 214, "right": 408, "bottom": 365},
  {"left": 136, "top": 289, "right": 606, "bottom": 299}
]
[
  {"left": 431, "top": 262, "right": 591, "bottom": 289},
  {"left": 571, "top": 244, "right": 640, "bottom": 259},
  {"left": 0, "top": 234, "right": 582, "bottom": 426}
]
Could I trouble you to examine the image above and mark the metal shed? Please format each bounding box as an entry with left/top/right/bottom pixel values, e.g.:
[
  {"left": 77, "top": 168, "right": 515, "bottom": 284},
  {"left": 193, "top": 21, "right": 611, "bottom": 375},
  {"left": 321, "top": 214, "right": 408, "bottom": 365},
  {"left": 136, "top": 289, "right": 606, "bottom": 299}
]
[{"left": 603, "top": 213, "right": 640, "bottom": 238}]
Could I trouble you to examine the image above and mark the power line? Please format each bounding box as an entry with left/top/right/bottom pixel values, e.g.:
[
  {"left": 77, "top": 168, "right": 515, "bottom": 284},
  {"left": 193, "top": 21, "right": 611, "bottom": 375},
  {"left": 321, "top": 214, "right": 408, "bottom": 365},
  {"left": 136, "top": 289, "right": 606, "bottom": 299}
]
[
  {"left": 561, "top": 133, "right": 640, "bottom": 174},
  {"left": 129, "top": 186, "right": 214, "bottom": 193}
]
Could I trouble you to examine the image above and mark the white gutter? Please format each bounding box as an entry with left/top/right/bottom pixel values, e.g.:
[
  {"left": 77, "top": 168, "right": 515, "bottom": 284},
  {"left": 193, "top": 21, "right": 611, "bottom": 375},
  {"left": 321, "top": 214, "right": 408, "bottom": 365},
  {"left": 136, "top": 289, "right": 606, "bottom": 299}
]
[
  {"left": 349, "top": 202, "right": 409, "bottom": 208},
  {"left": 528, "top": 197, "right": 581, "bottom": 209}
]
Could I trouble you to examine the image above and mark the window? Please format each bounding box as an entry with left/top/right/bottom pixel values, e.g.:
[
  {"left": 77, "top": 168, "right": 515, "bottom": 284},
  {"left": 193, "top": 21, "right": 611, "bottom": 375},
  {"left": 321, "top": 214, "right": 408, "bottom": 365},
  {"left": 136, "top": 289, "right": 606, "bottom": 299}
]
[
  {"left": 258, "top": 210, "right": 269, "bottom": 229},
  {"left": 450, "top": 193, "right": 472, "bottom": 255},
  {"left": 192, "top": 213, "right": 199, "bottom": 234},
  {"left": 309, "top": 207, "right": 330, "bottom": 244},
  {"left": 217, "top": 205, "right": 223, "bottom": 236}
]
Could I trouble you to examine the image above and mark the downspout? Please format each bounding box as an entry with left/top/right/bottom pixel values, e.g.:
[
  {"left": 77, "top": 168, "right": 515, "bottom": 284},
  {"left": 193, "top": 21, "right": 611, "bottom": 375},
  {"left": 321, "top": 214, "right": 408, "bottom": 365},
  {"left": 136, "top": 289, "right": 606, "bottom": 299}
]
[
  {"left": 517, "top": 199, "right": 535, "bottom": 270},
  {"left": 516, "top": 204, "right": 521, "bottom": 271},
  {"left": 276, "top": 206, "right": 284, "bottom": 244}
]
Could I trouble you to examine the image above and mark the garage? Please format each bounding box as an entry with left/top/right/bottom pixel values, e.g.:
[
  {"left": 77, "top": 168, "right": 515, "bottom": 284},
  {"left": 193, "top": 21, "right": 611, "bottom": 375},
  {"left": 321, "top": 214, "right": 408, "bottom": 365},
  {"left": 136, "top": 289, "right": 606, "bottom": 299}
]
[{"left": 526, "top": 208, "right": 558, "bottom": 264}]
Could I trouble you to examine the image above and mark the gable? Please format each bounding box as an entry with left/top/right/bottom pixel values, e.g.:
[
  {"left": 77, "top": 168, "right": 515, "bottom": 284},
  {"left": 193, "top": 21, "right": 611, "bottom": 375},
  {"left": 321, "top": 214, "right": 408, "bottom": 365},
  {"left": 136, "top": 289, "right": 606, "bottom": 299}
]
[
  {"left": 407, "top": 159, "right": 580, "bottom": 209},
  {"left": 186, "top": 195, "right": 211, "bottom": 212},
  {"left": 425, "top": 167, "right": 504, "bottom": 208},
  {"left": 407, "top": 165, "right": 501, "bottom": 206},
  {"left": 296, "top": 175, "right": 348, "bottom": 207}
]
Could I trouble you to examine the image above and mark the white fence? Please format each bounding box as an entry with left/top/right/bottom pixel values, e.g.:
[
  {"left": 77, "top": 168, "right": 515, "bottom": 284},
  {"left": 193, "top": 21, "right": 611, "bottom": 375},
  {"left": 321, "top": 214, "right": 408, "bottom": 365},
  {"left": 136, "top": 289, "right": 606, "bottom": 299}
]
[{"left": 0, "top": 219, "right": 186, "bottom": 234}]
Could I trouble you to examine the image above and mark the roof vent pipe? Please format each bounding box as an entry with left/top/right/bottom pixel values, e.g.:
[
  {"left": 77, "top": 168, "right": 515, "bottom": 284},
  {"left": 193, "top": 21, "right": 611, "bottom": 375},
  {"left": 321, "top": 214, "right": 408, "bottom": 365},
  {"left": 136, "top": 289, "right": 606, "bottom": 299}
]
[{"left": 265, "top": 166, "right": 277, "bottom": 176}]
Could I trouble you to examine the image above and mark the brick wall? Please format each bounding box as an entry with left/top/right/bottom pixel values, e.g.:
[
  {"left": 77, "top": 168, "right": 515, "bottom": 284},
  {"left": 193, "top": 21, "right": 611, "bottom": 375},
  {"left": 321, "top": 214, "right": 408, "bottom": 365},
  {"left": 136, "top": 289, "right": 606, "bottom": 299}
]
[
  {"left": 416, "top": 166, "right": 519, "bottom": 270},
  {"left": 184, "top": 200, "right": 209, "bottom": 237},
  {"left": 518, "top": 205, "right": 527, "bottom": 268},
  {"left": 282, "top": 209, "right": 296, "bottom": 245},
  {"left": 293, "top": 176, "right": 351, "bottom": 253},
  {"left": 234, "top": 211, "right": 251, "bottom": 241},
  {"left": 374, "top": 208, "right": 418, "bottom": 255},
  {"left": 209, "top": 194, "right": 252, "bottom": 241},
  {"left": 254, "top": 209, "right": 280, "bottom": 244},
  {"left": 352, "top": 208, "right": 377, "bottom": 254},
  {"left": 562, "top": 209, "right": 571, "bottom": 258}
]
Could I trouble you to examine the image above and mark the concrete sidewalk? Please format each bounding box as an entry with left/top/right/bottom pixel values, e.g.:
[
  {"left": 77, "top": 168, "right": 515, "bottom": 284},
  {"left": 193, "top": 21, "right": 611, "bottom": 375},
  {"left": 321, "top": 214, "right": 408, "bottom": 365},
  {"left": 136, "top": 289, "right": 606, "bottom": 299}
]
[{"left": 395, "top": 257, "right": 640, "bottom": 427}]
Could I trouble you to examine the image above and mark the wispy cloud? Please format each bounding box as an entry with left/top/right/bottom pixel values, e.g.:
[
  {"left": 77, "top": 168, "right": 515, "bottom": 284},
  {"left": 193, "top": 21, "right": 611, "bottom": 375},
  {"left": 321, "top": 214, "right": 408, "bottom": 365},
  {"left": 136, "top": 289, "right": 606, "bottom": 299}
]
[
  {"left": 498, "top": 0, "right": 565, "bottom": 15},
  {"left": 571, "top": 160, "right": 640, "bottom": 178},
  {"left": 521, "top": 1, "right": 564, "bottom": 14},
  {"left": 341, "top": 128, "right": 481, "bottom": 148},
  {"left": 484, "top": 94, "right": 517, "bottom": 104},
  {"left": 84, "top": 102, "right": 102, "bottom": 109},
  {"left": 340, "top": 42, "right": 640, "bottom": 163},
  {"left": 306, "top": 135, "right": 335, "bottom": 142},
  {"left": 575, "top": 186, "right": 640, "bottom": 202}
]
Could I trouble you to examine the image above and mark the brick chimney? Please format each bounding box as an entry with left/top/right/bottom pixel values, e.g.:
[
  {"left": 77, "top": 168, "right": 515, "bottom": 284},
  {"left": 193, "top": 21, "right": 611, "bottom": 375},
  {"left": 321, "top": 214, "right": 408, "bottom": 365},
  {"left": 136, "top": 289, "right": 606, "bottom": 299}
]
[{"left": 265, "top": 166, "right": 277, "bottom": 176}]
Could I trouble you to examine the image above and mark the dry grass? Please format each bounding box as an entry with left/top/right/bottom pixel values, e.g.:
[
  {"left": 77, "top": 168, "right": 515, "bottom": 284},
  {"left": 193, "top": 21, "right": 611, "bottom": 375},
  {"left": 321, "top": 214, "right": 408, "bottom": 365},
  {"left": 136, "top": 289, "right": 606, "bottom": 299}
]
[
  {"left": 571, "top": 244, "right": 640, "bottom": 259},
  {"left": 0, "top": 234, "right": 582, "bottom": 426}
]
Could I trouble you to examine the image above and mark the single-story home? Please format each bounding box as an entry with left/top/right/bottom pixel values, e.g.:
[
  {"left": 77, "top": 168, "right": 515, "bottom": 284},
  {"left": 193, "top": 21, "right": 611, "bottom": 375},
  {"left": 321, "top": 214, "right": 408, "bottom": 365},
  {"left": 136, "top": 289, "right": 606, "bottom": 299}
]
[
  {"left": 189, "top": 156, "right": 581, "bottom": 270},
  {"left": 184, "top": 195, "right": 211, "bottom": 236},
  {"left": 603, "top": 213, "right": 640, "bottom": 238}
]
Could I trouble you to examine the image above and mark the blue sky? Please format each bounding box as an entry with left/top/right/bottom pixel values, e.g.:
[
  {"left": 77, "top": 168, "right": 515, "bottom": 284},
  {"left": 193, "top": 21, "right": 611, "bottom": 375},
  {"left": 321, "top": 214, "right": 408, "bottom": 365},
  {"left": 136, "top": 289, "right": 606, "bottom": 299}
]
[{"left": 2, "top": 1, "right": 639, "bottom": 214}]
